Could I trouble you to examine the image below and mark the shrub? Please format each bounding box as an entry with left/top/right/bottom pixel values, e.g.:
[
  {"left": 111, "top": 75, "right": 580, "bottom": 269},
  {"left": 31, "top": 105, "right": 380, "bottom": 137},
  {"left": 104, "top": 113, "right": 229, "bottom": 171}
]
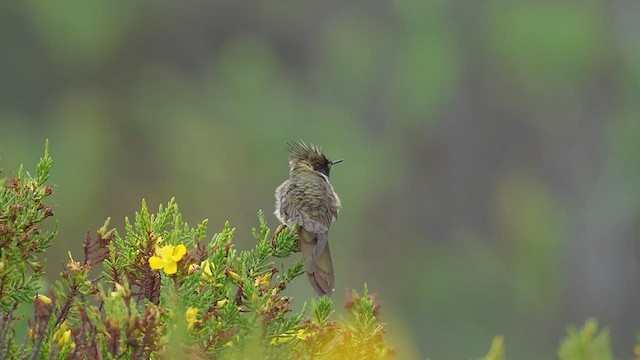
[
  {"left": 0, "top": 143, "right": 391, "bottom": 359},
  {"left": 2, "top": 143, "right": 638, "bottom": 360}
]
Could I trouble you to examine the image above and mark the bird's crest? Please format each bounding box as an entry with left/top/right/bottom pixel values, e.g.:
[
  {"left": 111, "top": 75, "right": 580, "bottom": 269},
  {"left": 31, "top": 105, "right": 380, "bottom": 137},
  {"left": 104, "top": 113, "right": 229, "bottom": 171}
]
[{"left": 285, "top": 141, "right": 326, "bottom": 162}]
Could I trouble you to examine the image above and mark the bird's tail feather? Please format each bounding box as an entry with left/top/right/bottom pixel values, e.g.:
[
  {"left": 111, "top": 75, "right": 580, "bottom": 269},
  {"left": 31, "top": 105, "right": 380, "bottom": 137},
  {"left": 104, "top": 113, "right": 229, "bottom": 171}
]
[{"left": 300, "top": 229, "right": 334, "bottom": 296}]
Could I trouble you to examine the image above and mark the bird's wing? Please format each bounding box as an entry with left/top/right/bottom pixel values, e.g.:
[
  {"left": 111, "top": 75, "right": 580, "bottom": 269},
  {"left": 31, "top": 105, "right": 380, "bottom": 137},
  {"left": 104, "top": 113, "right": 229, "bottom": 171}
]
[
  {"left": 275, "top": 176, "right": 338, "bottom": 260},
  {"left": 312, "top": 231, "right": 328, "bottom": 259},
  {"left": 275, "top": 180, "right": 329, "bottom": 233},
  {"left": 311, "top": 181, "right": 340, "bottom": 259}
]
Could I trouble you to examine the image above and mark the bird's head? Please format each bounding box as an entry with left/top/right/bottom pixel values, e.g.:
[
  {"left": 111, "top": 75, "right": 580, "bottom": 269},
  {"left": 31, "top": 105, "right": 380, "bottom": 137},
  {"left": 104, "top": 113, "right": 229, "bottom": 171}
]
[{"left": 286, "top": 141, "right": 343, "bottom": 177}]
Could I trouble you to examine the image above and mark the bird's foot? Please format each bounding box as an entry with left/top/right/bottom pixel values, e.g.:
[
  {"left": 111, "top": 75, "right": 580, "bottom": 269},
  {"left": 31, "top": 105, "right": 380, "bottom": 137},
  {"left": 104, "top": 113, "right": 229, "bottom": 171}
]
[
  {"left": 270, "top": 224, "right": 301, "bottom": 252},
  {"left": 270, "top": 224, "right": 287, "bottom": 247}
]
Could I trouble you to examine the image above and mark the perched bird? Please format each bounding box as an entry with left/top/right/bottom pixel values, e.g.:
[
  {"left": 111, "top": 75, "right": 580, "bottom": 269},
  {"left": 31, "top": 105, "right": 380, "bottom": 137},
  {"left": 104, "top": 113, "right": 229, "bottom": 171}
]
[{"left": 274, "top": 141, "right": 343, "bottom": 296}]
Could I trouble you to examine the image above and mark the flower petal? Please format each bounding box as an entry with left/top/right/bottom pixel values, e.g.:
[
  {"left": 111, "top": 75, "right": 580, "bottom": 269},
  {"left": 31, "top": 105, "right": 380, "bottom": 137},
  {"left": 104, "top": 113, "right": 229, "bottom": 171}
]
[
  {"left": 172, "top": 244, "right": 187, "bottom": 261},
  {"left": 186, "top": 307, "right": 198, "bottom": 327},
  {"left": 160, "top": 245, "right": 174, "bottom": 259},
  {"left": 149, "top": 256, "right": 165, "bottom": 270},
  {"left": 201, "top": 260, "right": 213, "bottom": 276},
  {"left": 34, "top": 294, "right": 53, "bottom": 305},
  {"left": 164, "top": 261, "right": 178, "bottom": 275}
]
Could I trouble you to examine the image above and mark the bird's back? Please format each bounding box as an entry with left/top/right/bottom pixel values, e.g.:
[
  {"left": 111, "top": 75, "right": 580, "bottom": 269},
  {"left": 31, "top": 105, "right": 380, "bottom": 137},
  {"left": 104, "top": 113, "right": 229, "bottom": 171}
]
[{"left": 276, "top": 169, "right": 339, "bottom": 229}]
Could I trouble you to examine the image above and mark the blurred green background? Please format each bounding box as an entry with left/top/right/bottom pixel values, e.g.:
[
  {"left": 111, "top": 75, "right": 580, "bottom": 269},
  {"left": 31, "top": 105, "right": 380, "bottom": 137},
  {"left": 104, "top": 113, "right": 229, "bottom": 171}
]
[{"left": 1, "top": 1, "right": 639, "bottom": 358}]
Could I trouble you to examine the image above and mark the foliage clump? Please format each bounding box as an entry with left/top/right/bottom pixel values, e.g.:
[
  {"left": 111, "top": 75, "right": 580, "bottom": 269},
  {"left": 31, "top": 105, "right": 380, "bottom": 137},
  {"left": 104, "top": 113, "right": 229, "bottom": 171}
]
[
  {"left": 0, "top": 144, "right": 392, "bottom": 359},
  {"left": 557, "top": 319, "right": 613, "bottom": 360},
  {"left": 3, "top": 144, "right": 640, "bottom": 360}
]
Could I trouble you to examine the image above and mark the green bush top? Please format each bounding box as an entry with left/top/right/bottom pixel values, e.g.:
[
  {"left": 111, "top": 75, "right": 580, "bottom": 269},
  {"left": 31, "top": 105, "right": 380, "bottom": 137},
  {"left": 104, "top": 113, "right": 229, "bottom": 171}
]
[{"left": 1, "top": 143, "right": 637, "bottom": 360}]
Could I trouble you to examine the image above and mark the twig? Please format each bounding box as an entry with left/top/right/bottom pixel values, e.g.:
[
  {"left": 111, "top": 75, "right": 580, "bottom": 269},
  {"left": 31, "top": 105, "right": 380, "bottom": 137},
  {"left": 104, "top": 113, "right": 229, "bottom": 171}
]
[{"left": 0, "top": 302, "right": 18, "bottom": 359}]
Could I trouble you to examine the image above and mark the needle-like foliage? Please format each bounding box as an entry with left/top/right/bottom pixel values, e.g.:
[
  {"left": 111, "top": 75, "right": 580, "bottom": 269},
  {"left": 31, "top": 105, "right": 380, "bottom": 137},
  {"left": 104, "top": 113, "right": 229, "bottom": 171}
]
[
  {"left": 3, "top": 143, "right": 633, "bottom": 360},
  {"left": 0, "top": 143, "right": 394, "bottom": 360}
]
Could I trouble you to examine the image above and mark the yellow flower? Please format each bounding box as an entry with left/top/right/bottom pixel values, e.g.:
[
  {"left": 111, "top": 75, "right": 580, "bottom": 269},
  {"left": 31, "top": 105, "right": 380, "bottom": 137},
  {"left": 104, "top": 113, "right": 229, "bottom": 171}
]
[
  {"left": 269, "top": 329, "right": 310, "bottom": 345},
  {"left": 294, "top": 329, "right": 310, "bottom": 340},
  {"left": 53, "top": 323, "right": 75, "bottom": 350},
  {"left": 254, "top": 272, "right": 271, "bottom": 288},
  {"left": 186, "top": 307, "right": 198, "bottom": 329},
  {"left": 201, "top": 260, "right": 214, "bottom": 277},
  {"left": 226, "top": 269, "right": 241, "bottom": 281},
  {"left": 149, "top": 244, "right": 187, "bottom": 275},
  {"left": 57, "top": 329, "right": 72, "bottom": 348},
  {"left": 34, "top": 294, "right": 52, "bottom": 305},
  {"left": 188, "top": 263, "right": 199, "bottom": 274},
  {"left": 215, "top": 299, "right": 228, "bottom": 308},
  {"left": 270, "top": 336, "right": 290, "bottom": 345}
]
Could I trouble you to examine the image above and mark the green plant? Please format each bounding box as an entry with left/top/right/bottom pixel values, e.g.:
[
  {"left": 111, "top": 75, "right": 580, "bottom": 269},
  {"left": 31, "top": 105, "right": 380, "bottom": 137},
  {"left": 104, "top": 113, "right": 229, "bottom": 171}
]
[
  {"left": 3, "top": 143, "right": 639, "bottom": 360},
  {"left": 481, "top": 335, "right": 504, "bottom": 360},
  {"left": 0, "top": 143, "right": 392, "bottom": 359},
  {"left": 0, "top": 141, "right": 56, "bottom": 357},
  {"left": 557, "top": 319, "right": 613, "bottom": 360}
]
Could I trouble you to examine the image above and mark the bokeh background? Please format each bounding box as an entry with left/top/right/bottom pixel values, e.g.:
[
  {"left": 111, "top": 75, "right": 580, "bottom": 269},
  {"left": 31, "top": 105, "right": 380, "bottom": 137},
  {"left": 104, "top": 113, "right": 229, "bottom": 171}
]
[{"left": 1, "top": 1, "right": 640, "bottom": 358}]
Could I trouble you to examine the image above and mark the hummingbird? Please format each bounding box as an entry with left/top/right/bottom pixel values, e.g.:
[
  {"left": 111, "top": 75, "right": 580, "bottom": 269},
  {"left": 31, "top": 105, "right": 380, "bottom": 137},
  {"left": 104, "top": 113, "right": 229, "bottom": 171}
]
[{"left": 274, "top": 141, "right": 343, "bottom": 296}]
